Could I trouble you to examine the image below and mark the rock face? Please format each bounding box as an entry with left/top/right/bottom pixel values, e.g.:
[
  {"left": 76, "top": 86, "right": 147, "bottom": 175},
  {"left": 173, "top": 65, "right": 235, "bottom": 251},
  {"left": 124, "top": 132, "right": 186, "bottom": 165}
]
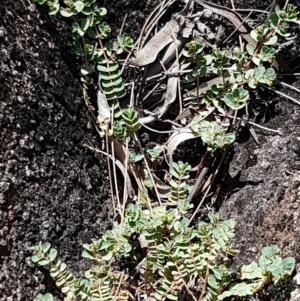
[
  {"left": 0, "top": 1, "right": 112, "bottom": 300},
  {"left": 220, "top": 97, "right": 300, "bottom": 267},
  {"left": 221, "top": 89, "right": 300, "bottom": 262},
  {"left": 217, "top": 97, "right": 300, "bottom": 299},
  {"left": 0, "top": 0, "right": 160, "bottom": 299}
]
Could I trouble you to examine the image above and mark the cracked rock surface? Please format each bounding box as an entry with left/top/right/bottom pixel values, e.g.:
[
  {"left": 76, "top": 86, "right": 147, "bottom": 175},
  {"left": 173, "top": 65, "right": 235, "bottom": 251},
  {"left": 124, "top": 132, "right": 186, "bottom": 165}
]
[{"left": 0, "top": 1, "right": 112, "bottom": 300}]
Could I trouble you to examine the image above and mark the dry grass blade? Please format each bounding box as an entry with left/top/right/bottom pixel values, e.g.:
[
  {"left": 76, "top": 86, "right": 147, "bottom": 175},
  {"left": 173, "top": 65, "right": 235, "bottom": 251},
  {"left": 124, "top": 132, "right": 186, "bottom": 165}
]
[
  {"left": 188, "top": 76, "right": 225, "bottom": 98},
  {"left": 152, "top": 174, "right": 171, "bottom": 199},
  {"left": 276, "top": 80, "right": 300, "bottom": 93},
  {"left": 145, "top": 36, "right": 188, "bottom": 78},
  {"left": 138, "top": 0, "right": 175, "bottom": 50},
  {"left": 130, "top": 19, "right": 178, "bottom": 67},
  {"left": 139, "top": 65, "right": 179, "bottom": 124},
  {"left": 121, "top": 0, "right": 175, "bottom": 74},
  {"left": 166, "top": 128, "right": 201, "bottom": 168},
  {"left": 189, "top": 146, "right": 229, "bottom": 224},
  {"left": 131, "top": 0, "right": 193, "bottom": 68},
  {"left": 83, "top": 143, "right": 134, "bottom": 203},
  {"left": 97, "top": 88, "right": 110, "bottom": 121},
  {"left": 264, "top": 85, "right": 300, "bottom": 106}
]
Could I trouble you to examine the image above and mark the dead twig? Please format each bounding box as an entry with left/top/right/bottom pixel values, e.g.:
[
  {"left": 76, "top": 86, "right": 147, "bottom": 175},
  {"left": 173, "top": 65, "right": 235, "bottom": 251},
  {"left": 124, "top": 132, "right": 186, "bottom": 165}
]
[
  {"left": 264, "top": 85, "right": 300, "bottom": 106},
  {"left": 105, "top": 123, "right": 117, "bottom": 218}
]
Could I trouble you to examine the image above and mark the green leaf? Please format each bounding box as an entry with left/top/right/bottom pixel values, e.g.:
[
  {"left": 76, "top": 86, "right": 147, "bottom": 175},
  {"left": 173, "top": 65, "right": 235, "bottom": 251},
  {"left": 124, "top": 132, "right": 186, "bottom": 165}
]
[
  {"left": 171, "top": 168, "right": 180, "bottom": 179},
  {"left": 240, "top": 262, "right": 263, "bottom": 279},
  {"left": 275, "top": 5, "right": 288, "bottom": 20},
  {"left": 72, "top": 22, "right": 84, "bottom": 39},
  {"left": 152, "top": 206, "right": 167, "bottom": 219},
  {"left": 97, "top": 64, "right": 112, "bottom": 73},
  {"left": 81, "top": 17, "right": 90, "bottom": 31},
  {"left": 263, "top": 68, "right": 276, "bottom": 86},
  {"left": 252, "top": 57, "right": 261, "bottom": 66},
  {"left": 50, "top": 269, "right": 59, "bottom": 278},
  {"left": 82, "top": 248, "right": 95, "bottom": 259},
  {"left": 60, "top": 286, "right": 70, "bottom": 293},
  {"left": 129, "top": 151, "right": 144, "bottom": 163},
  {"left": 259, "top": 46, "right": 276, "bottom": 63},
  {"left": 218, "top": 282, "right": 257, "bottom": 300},
  {"left": 281, "top": 257, "right": 296, "bottom": 275},
  {"left": 107, "top": 62, "right": 120, "bottom": 72},
  {"left": 166, "top": 293, "right": 178, "bottom": 301},
  {"left": 183, "top": 40, "right": 204, "bottom": 57},
  {"left": 59, "top": 262, "right": 67, "bottom": 272},
  {"left": 117, "top": 33, "right": 134, "bottom": 52},
  {"left": 208, "top": 274, "right": 218, "bottom": 290},
  {"left": 60, "top": 9, "right": 73, "bottom": 17},
  {"left": 82, "top": 6, "right": 93, "bottom": 14},
  {"left": 105, "top": 91, "right": 118, "bottom": 100},
  {"left": 264, "top": 35, "right": 277, "bottom": 45},
  {"left": 95, "top": 6, "right": 107, "bottom": 16},
  {"left": 286, "top": 4, "right": 298, "bottom": 21},
  {"left": 36, "top": 293, "right": 54, "bottom": 301},
  {"left": 268, "top": 262, "right": 282, "bottom": 279},
  {"left": 44, "top": 293, "right": 54, "bottom": 301},
  {"left": 42, "top": 242, "right": 51, "bottom": 253},
  {"left": 49, "top": 248, "right": 57, "bottom": 262},
  {"left": 101, "top": 251, "right": 113, "bottom": 261},
  {"left": 205, "top": 54, "right": 213, "bottom": 65},
  {"left": 255, "top": 66, "right": 265, "bottom": 79},
  {"left": 144, "top": 177, "right": 153, "bottom": 188},
  {"left": 147, "top": 147, "right": 163, "bottom": 160},
  {"left": 72, "top": 1, "right": 85, "bottom": 14},
  {"left": 72, "top": 40, "right": 83, "bottom": 56},
  {"left": 250, "top": 29, "right": 259, "bottom": 41},
  {"left": 262, "top": 245, "right": 279, "bottom": 257},
  {"left": 185, "top": 73, "right": 197, "bottom": 82},
  {"left": 102, "top": 77, "right": 122, "bottom": 88},
  {"left": 48, "top": 2, "right": 59, "bottom": 15},
  {"left": 178, "top": 199, "right": 192, "bottom": 214},
  {"left": 87, "top": 29, "right": 97, "bottom": 38},
  {"left": 98, "top": 22, "right": 111, "bottom": 38},
  {"left": 223, "top": 88, "right": 248, "bottom": 110},
  {"left": 269, "top": 12, "right": 279, "bottom": 28},
  {"left": 34, "top": 0, "right": 47, "bottom": 4},
  {"left": 100, "top": 70, "right": 121, "bottom": 81},
  {"left": 248, "top": 78, "right": 257, "bottom": 89},
  {"left": 55, "top": 278, "right": 66, "bottom": 288},
  {"left": 37, "top": 259, "right": 50, "bottom": 266},
  {"left": 81, "top": 68, "right": 89, "bottom": 75},
  {"left": 212, "top": 266, "right": 223, "bottom": 280},
  {"left": 31, "top": 255, "right": 41, "bottom": 263},
  {"left": 244, "top": 69, "right": 254, "bottom": 80}
]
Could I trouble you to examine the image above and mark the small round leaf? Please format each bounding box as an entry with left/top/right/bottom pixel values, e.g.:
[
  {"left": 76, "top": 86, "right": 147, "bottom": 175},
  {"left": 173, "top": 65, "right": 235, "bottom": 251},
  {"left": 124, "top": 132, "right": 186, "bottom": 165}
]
[{"left": 49, "top": 248, "right": 57, "bottom": 262}]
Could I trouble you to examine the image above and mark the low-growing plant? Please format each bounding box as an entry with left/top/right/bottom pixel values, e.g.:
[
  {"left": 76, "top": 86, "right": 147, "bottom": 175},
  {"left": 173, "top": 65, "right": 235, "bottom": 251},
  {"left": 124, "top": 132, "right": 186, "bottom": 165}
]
[
  {"left": 34, "top": 0, "right": 133, "bottom": 118},
  {"left": 35, "top": 293, "right": 54, "bottom": 301},
  {"left": 184, "top": 3, "right": 298, "bottom": 149},
  {"left": 32, "top": 210, "right": 295, "bottom": 301},
  {"left": 147, "top": 146, "right": 164, "bottom": 160},
  {"left": 168, "top": 161, "right": 193, "bottom": 213},
  {"left": 31, "top": 2, "right": 299, "bottom": 301},
  {"left": 31, "top": 158, "right": 296, "bottom": 301},
  {"left": 191, "top": 119, "right": 235, "bottom": 151},
  {"left": 114, "top": 108, "right": 141, "bottom": 140}
]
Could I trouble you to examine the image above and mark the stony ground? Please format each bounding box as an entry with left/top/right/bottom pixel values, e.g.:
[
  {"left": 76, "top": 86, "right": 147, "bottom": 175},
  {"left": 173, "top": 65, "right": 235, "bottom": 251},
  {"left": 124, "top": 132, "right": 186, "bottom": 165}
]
[{"left": 0, "top": 0, "right": 300, "bottom": 300}]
